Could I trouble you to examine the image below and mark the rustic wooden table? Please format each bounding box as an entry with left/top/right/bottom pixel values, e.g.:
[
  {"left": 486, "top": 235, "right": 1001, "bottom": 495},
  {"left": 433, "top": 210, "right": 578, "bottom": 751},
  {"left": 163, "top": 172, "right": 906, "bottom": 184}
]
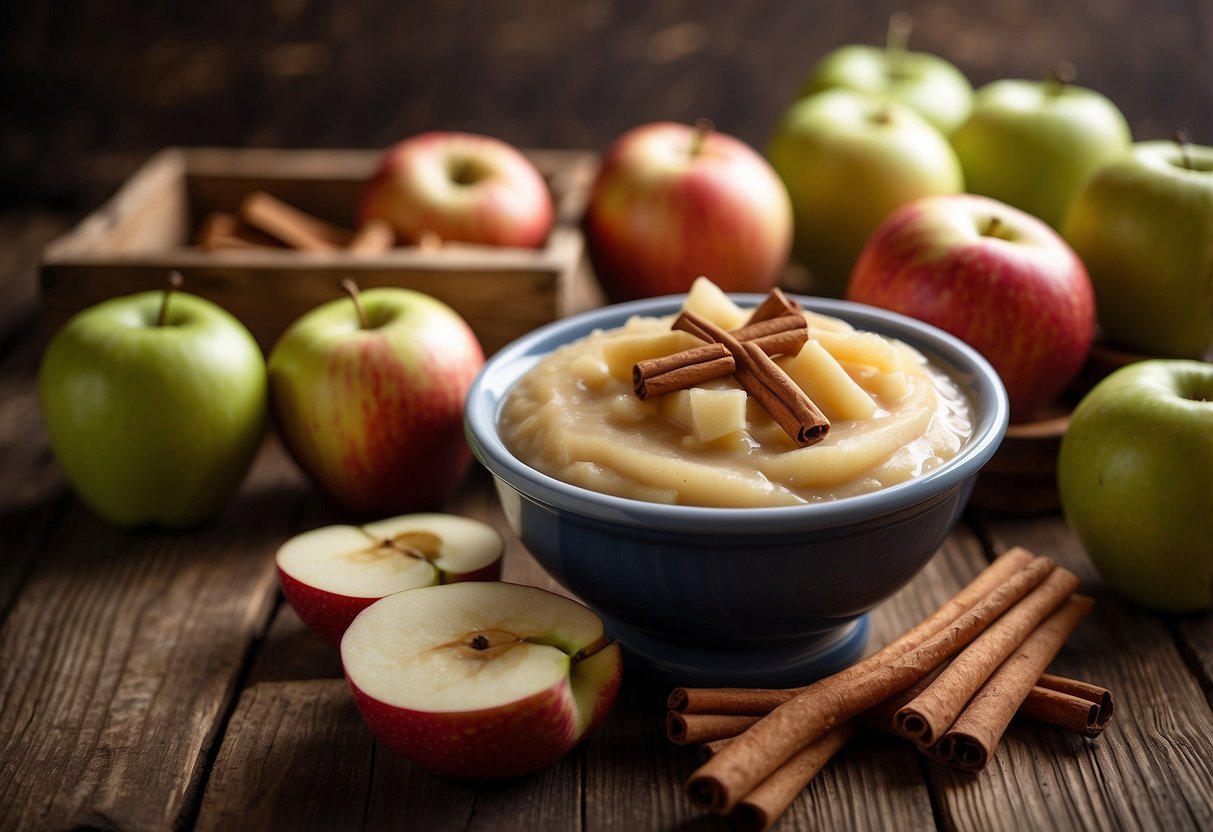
[{"left": 1, "top": 209, "right": 1211, "bottom": 831}]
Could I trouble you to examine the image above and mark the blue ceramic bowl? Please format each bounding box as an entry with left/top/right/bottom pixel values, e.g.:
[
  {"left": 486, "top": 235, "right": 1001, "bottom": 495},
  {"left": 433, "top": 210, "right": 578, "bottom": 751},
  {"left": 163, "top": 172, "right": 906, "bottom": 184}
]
[{"left": 465, "top": 294, "right": 1008, "bottom": 687}]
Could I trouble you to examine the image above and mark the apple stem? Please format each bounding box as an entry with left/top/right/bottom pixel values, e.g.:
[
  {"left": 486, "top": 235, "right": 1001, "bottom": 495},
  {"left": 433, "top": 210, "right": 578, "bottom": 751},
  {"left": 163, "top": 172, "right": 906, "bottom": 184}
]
[
  {"left": 1174, "top": 128, "right": 1195, "bottom": 170},
  {"left": 886, "top": 11, "right": 914, "bottom": 80},
  {"left": 689, "top": 118, "right": 714, "bottom": 158},
  {"left": 341, "top": 277, "right": 370, "bottom": 329},
  {"left": 157, "top": 271, "right": 185, "bottom": 327},
  {"left": 1045, "top": 61, "right": 1077, "bottom": 96}
]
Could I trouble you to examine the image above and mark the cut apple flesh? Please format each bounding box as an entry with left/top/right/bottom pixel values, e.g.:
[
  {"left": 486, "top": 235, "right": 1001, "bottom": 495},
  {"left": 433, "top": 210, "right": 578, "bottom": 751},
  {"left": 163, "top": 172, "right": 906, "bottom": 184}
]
[
  {"left": 276, "top": 513, "right": 504, "bottom": 598},
  {"left": 342, "top": 582, "right": 616, "bottom": 721}
]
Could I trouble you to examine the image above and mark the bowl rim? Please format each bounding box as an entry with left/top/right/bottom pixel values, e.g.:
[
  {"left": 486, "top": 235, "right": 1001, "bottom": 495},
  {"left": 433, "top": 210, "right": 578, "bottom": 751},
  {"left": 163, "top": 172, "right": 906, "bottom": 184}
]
[{"left": 464, "top": 292, "right": 1009, "bottom": 533}]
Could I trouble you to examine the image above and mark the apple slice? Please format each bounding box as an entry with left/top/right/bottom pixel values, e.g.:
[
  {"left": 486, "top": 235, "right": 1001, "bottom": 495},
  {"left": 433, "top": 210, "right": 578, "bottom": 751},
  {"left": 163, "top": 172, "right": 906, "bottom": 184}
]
[
  {"left": 342, "top": 581, "right": 622, "bottom": 780},
  {"left": 276, "top": 513, "right": 504, "bottom": 646}
]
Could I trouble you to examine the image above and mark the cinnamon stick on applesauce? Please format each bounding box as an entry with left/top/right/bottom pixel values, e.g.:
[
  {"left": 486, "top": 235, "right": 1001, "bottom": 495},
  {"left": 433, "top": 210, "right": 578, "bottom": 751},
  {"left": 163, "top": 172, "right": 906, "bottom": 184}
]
[
  {"left": 633, "top": 314, "right": 808, "bottom": 400},
  {"left": 672, "top": 310, "right": 829, "bottom": 445}
]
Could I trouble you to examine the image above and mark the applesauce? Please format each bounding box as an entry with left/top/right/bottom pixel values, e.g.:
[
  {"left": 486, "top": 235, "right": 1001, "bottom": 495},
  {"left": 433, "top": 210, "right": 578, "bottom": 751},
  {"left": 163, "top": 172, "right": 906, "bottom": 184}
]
[{"left": 500, "top": 283, "right": 973, "bottom": 508}]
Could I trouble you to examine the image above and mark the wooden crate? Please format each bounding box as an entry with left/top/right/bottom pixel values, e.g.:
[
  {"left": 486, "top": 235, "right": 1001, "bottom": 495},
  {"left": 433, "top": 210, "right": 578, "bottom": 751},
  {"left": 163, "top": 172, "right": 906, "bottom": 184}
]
[{"left": 39, "top": 146, "right": 604, "bottom": 354}]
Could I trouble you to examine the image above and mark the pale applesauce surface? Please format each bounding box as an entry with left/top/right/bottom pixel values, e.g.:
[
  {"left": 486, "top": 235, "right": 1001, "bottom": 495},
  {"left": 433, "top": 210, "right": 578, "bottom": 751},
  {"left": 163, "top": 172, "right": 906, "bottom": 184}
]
[{"left": 500, "top": 281, "right": 973, "bottom": 508}]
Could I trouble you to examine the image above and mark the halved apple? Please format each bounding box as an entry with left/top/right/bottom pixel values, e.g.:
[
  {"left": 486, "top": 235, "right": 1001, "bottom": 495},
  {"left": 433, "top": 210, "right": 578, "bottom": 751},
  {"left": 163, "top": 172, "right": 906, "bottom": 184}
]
[
  {"left": 342, "top": 581, "right": 622, "bottom": 780},
  {"left": 276, "top": 513, "right": 504, "bottom": 646}
]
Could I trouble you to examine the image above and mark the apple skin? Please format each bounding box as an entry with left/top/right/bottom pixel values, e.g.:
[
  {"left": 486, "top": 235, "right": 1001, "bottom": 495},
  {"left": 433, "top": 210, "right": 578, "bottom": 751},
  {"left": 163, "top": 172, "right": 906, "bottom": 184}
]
[
  {"left": 1063, "top": 140, "right": 1213, "bottom": 358},
  {"left": 950, "top": 77, "right": 1132, "bottom": 230},
  {"left": 38, "top": 290, "right": 267, "bottom": 528},
  {"left": 342, "top": 582, "right": 623, "bottom": 780},
  {"left": 799, "top": 43, "right": 974, "bottom": 136},
  {"left": 767, "top": 89, "right": 963, "bottom": 297},
  {"left": 276, "top": 514, "right": 504, "bottom": 645},
  {"left": 278, "top": 561, "right": 503, "bottom": 647},
  {"left": 268, "top": 288, "right": 484, "bottom": 516},
  {"left": 584, "top": 121, "right": 793, "bottom": 303},
  {"left": 1057, "top": 360, "right": 1213, "bottom": 612},
  {"left": 847, "top": 193, "right": 1095, "bottom": 422},
  {"left": 360, "top": 131, "right": 555, "bottom": 248}
]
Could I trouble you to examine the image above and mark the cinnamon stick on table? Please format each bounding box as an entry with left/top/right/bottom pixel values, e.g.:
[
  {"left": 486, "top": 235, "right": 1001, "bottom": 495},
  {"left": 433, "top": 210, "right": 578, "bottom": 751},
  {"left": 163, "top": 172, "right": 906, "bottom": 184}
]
[
  {"left": 685, "top": 554, "right": 1059, "bottom": 814},
  {"left": 668, "top": 547, "right": 1038, "bottom": 716},
  {"left": 931, "top": 594, "right": 1096, "bottom": 770},
  {"left": 670, "top": 670, "right": 1113, "bottom": 747},
  {"left": 893, "top": 565, "right": 1082, "bottom": 748}
]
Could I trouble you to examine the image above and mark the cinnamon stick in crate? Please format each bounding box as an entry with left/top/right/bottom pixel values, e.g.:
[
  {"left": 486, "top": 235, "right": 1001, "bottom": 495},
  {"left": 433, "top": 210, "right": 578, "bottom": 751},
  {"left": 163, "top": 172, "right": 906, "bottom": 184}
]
[
  {"left": 669, "top": 548, "right": 1037, "bottom": 716},
  {"left": 685, "top": 554, "right": 1058, "bottom": 814},
  {"left": 196, "top": 211, "right": 283, "bottom": 251},
  {"left": 674, "top": 310, "right": 828, "bottom": 445},
  {"left": 347, "top": 217, "right": 396, "bottom": 253},
  {"left": 893, "top": 565, "right": 1081, "bottom": 748},
  {"left": 239, "top": 191, "right": 353, "bottom": 251},
  {"left": 932, "top": 594, "right": 1095, "bottom": 770}
]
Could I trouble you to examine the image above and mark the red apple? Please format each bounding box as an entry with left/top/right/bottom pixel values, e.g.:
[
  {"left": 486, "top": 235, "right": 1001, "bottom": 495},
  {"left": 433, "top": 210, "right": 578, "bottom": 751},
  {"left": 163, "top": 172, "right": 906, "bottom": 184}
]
[
  {"left": 584, "top": 120, "right": 793, "bottom": 302},
  {"left": 848, "top": 193, "right": 1095, "bottom": 421},
  {"left": 277, "top": 513, "right": 504, "bottom": 645},
  {"left": 360, "top": 131, "right": 555, "bottom": 248},
  {"left": 341, "top": 581, "right": 622, "bottom": 780},
  {"left": 268, "top": 281, "right": 484, "bottom": 515}
]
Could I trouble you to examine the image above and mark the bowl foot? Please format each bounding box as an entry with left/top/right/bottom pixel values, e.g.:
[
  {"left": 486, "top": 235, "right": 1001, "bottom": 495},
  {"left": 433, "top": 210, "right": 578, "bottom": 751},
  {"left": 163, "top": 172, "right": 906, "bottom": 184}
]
[{"left": 606, "top": 614, "right": 871, "bottom": 689}]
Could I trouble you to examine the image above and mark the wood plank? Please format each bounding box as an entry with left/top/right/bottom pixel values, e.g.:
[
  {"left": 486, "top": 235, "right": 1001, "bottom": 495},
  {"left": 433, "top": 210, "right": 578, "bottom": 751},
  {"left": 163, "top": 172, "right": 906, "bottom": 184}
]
[
  {"left": 194, "top": 679, "right": 373, "bottom": 832},
  {"left": 0, "top": 438, "right": 310, "bottom": 830},
  {"left": 927, "top": 514, "right": 1213, "bottom": 831}
]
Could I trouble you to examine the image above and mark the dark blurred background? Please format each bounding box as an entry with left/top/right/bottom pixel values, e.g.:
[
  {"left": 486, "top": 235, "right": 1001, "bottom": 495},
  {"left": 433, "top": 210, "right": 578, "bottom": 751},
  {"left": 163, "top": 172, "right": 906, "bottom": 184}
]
[{"left": 3, "top": 0, "right": 1211, "bottom": 211}]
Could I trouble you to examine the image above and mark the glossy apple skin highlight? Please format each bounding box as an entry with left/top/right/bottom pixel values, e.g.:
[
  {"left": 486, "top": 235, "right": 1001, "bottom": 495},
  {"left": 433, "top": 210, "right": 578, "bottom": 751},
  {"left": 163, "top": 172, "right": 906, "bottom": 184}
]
[
  {"left": 38, "top": 290, "right": 267, "bottom": 528},
  {"left": 849, "top": 193, "right": 1094, "bottom": 421},
  {"left": 1058, "top": 360, "right": 1213, "bottom": 612},
  {"left": 360, "top": 131, "right": 554, "bottom": 248},
  {"left": 585, "top": 121, "right": 792, "bottom": 302},
  {"left": 268, "top": 289, "right": 484, "bottom": 515}
]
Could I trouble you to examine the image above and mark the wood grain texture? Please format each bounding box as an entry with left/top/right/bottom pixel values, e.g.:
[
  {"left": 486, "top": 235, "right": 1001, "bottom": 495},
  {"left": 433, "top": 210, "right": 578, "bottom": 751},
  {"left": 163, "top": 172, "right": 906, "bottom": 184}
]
[
  {"left": 195, "top": 679, "right": 373, "bottom": 832},
  {"left": 938, "top": 515, "right": 1213, "bottom": 831},
  {"left": 0, "top": 441, "right": 306, "bottom": 831}
]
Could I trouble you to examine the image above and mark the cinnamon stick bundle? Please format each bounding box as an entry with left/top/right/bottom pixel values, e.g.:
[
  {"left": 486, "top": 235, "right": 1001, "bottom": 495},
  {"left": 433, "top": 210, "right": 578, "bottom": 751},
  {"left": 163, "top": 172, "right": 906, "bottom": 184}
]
[
  {"left": 672, "top": 670, "right": 1111, "bottom": 747},
  {"left": 668, "top": 548, "right": 1038, "bottom": 717},
  {"left": 893, "top": 566, "right": 1081, "bottom": 748},
  {"left": 685, "top": 555, "right": 1060, "bottom": 814},
  {"left": 931, "top": 594, "right": 1096, "bottom": 770}
]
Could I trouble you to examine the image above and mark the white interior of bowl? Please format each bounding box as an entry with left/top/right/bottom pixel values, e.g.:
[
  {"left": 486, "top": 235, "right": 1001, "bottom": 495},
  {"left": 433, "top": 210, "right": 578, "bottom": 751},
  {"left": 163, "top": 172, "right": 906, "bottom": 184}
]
[{"left": 465, "top": 293, "right": 1009, "bottom": 534}]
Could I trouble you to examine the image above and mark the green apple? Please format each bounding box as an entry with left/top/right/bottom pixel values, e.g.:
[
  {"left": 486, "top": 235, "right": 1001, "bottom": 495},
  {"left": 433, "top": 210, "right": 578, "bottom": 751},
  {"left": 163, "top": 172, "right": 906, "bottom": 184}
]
[
  {"left": 38, "top": 281, "right": 267, "bottom": 527},
  {"left": 1063, "top": 138, "right": 1213, "bottom": 358},
  {"left": 950, "top": 68, "right": 1132, "bottom": 229},
  {"left": 268, "top": 281, "right": 484, "bottom": 516},
  {"left": 342, "top": 581, "right": 622, "bottom": 780},
  {"left": 767, "top": 88, "right": 963, "bottom": 297},
  {"left": 1057, "top": 359, "right": 1213, "bottom": 612},
  {"left": 799, "top": 14, "right": 973, "bottom": 136}
]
